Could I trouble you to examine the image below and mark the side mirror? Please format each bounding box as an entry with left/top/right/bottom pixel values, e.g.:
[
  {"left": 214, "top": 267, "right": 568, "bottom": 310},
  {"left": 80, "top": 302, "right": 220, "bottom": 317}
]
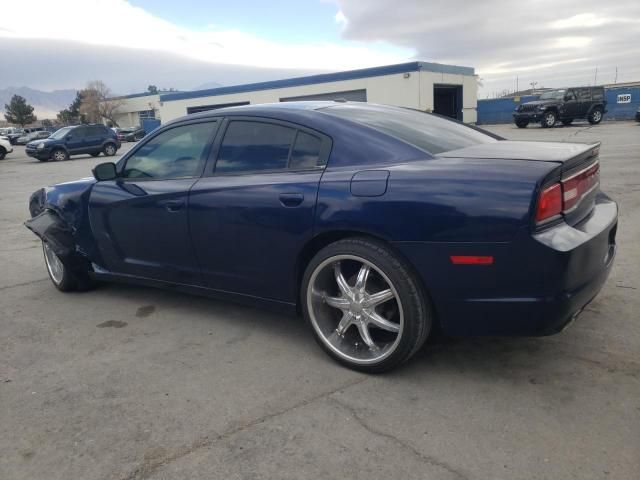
[{"left": 93, "top": 162, "right": 118, "bottom": 181}]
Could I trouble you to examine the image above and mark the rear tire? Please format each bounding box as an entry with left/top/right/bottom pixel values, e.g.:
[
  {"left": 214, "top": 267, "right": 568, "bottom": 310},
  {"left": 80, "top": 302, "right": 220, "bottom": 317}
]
[
  {"left": 51, "top": 149, "right": 69, "bottom": 161},
  {"left": 0, "top": 147, "right": 6, "bottom": 160},
  {"left": 561, "top": 118, "right": 573, "bottom": 126},
  {"left": 588, "top": 107, "right": 603, "bottom": 125},
  {"left": 302, "top": 237, "right": 431, "bottom": 372},
  {"left": 515, "top": 119, "right": 529, "bottom": 128},
  {"left": 541, "top": 111, "right": 557, "bottom": 128},
  {"left": 103, "top": 143, "right": 117, "bottom": 156}
]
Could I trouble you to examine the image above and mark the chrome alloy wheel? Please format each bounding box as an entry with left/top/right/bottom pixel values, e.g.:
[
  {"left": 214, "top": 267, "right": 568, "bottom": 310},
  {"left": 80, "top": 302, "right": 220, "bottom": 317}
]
[
  {"left": 307, "top": 255, "right": 404, "bottom": 365},
  {"left": 43, "top": 242, "right": 64, "bottom": 285},
  {"left": 53, "top": 150, "right": 67, "bottom": 161},
  {"left": 544, "top": 112, "right": 556, "bottom": 127},
  {"left": 592, "top": 110, "right": 602, "bottom": 122},
  {"left": 105, "top": 144, "right": 116, "bottom": 156}
]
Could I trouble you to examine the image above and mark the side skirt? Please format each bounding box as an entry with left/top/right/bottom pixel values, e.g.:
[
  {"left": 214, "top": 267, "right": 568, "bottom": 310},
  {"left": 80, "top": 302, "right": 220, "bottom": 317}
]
[{"left": 90, "top": 269, "right": 298, "bottom": 316}]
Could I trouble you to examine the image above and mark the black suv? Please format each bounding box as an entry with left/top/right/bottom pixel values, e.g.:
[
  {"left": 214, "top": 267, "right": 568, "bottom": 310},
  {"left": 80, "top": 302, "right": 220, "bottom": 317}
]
[
  {"left": 513, "top": 86, "right": 607, "bottom": 128},
  {"left": 25, "top": 124, "right": 120, "bottom": 162}
]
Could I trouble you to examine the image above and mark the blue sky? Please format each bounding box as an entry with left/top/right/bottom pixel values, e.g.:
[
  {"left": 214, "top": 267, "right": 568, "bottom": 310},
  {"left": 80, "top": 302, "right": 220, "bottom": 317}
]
[{"left": 128, "top": 0, "right": 343, "bottom": 43}]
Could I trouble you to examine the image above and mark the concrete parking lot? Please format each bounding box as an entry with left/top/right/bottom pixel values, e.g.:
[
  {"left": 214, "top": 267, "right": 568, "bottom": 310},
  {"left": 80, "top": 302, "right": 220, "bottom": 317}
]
[{"left": 1, "top": 121, "right": 638, "bottom": 480}]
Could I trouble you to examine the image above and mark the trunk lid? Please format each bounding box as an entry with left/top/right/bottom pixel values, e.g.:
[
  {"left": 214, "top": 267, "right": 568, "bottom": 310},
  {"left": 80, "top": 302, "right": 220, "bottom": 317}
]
[
  {"left": 438, "top": 140, "right": 600, "bottom": 173},
  {"left": 438, "top": 140, "right": 602, "bottom": 227}
]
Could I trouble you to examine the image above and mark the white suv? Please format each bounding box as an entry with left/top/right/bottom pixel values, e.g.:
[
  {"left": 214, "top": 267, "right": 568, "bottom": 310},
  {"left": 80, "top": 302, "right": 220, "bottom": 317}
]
[{"left": 0, "top": 135, "right": 13, "bottom": 160}]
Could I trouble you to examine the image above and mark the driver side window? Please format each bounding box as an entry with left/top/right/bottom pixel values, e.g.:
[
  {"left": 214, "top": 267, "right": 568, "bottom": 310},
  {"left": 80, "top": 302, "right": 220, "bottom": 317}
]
[
  {"left": 123, "top": 122, "right": 218, "bottom": 180},
  {"left": 565, "top": 91, "right": 577, "bottom": 101}
]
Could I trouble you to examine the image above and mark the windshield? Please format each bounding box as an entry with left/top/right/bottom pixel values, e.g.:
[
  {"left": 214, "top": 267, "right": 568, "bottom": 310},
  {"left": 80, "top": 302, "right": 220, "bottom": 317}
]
[
  {"left": 323, "top": 104, "right": 497, "bottom": 154},
  {"left": 539, "top": 89, "right": 566, "bottom": 100},
  {"left": 50, "top": 127, "right": 74, "bottom": 140}
]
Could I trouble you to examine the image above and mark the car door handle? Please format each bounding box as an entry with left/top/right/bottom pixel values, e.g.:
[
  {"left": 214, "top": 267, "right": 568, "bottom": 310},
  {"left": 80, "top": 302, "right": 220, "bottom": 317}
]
[
  {"left": 161, "top": 200, "right": 185, "bottom": 212},
  {"left": 279, "top": 193, "right": 304, "bottom": 207}
]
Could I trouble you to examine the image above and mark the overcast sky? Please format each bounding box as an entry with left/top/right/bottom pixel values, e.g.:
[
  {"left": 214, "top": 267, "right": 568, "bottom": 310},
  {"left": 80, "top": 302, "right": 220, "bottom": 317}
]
[{"left": 1, "top": 0, "right": 639, "bottom": 96}]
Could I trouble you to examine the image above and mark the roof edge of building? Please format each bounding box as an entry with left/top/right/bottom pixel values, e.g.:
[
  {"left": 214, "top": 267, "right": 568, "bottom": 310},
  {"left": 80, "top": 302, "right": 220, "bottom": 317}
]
[{"left": 159, "top": 61, "right": 475, "bottom": 103}]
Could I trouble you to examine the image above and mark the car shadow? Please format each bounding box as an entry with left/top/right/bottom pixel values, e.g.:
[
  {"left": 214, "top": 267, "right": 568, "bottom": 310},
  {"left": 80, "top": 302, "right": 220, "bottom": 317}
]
[{"left": 91, "top": 282, "right": 619, "bottom": 381}]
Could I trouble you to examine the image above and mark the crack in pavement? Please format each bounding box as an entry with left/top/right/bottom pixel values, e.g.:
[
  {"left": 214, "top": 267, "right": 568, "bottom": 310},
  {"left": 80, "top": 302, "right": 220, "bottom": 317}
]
[
  {"left": 0, "top": 278, "right": 48, "bottom": 291},
  {"left": 329, "top": 396, "right": 470, "bottom": 480},
  {"left": 117, "top": 375, "right": 368, "bottom": 480}
]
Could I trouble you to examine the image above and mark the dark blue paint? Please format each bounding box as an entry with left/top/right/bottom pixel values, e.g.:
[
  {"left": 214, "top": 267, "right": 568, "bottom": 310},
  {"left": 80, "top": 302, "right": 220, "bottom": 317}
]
[
  {"left": 27, "top": 102, "right": 617, "bottom": 337},
  {"left": 159, "top": 61, "right": 474, "bottom": 102}
]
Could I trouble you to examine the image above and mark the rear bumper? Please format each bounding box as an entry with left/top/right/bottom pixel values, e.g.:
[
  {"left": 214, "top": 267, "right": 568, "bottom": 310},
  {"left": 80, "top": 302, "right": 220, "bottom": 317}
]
[{"left": 394, "top": 193, "right": 618, "bottom": 336}]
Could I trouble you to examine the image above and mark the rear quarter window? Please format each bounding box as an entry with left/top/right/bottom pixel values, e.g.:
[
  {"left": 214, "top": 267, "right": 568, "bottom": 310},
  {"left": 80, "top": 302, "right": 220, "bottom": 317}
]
[{"left": 323, "top": 104, "right": 497, "bottom": 155}]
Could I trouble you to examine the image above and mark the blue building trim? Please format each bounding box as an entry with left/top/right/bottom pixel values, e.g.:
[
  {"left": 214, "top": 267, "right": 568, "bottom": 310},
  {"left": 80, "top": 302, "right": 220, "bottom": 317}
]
[{"left": 159, "top": 61, "right": 475, "bottom": 102}]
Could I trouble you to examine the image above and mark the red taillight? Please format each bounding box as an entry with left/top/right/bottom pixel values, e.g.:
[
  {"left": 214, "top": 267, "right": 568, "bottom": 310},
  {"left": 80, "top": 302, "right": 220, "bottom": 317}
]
[
  {"left": 536, "top": 161, "right": 600, "bottom": 224},
  {"left": 562, "top": 162, "right": 600, "bottom": 211},
  {"left": 535, "top": 183, "right": 562, "bottom": 223}
]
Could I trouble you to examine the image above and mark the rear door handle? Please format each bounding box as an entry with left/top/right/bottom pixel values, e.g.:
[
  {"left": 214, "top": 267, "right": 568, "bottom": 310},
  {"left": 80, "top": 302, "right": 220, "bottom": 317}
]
[
  {"left": 161, "top": 200, "right": 185, "bottom": 212},
  {"left": 279, "top": 193, "right": 304, "bottom": 207}
]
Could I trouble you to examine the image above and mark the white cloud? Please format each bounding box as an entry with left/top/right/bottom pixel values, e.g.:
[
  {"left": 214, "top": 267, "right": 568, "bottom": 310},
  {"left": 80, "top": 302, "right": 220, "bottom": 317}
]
[
  {"left": 335, "top": 0, "right": 640, "bottom": 96},
  {"left": 0, "top": 0, "right": 411, "bottom": 72}
]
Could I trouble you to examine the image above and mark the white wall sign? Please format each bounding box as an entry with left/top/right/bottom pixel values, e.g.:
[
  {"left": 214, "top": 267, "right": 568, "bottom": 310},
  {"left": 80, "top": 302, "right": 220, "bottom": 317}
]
[{"left": 617, "top": 94, "right": 632, "bottom": 103}]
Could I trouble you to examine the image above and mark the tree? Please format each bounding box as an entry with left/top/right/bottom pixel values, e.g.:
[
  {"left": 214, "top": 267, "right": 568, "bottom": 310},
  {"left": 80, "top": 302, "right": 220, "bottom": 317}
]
[
  {"left": 147, "top": 85, "right": 158, "bottom": 94},
  {"left": 4, "top": 95, "right": 37, "bottom": 127},
  {"left": 57, "top": 91, "right": 84, "bottom": 125},
  {"left": 79, "top": 81, "right": 124, "bottom": 126}
]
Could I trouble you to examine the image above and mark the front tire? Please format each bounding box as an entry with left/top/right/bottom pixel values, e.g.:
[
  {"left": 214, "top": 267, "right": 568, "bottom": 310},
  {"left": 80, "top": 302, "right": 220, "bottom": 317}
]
[
  {"left": 43, "top": 242, "right": 76, "bottom": 291},
  {"left": 0, "top": 147, "right": 6, "bottom": 160},
  {"left": 588, "top": 107, "right": 603, "bottom": 124},
  {"left": 103, "top": 143, "right": 117, "bottom": 156},
  {"left": 302, "top": 238, "right": 431, "bottom": 372},
  {"left": 541, "top": 111, "right": 557, "bottom": 128},
  {"left": 51, "top": 149, "right": 69, "bottom": 161},
  {"left": 515, "top": 119, "right": 529, "bottom": 128}
]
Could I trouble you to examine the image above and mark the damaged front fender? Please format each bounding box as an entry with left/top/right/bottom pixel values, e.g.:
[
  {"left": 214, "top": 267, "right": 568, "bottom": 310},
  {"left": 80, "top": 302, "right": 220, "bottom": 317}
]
[
  {"left": 25, "top": 209, "right": 76, "bottom": 258},
  {"left": 24, "top": 177, "right": 101, "bottom": 269}
]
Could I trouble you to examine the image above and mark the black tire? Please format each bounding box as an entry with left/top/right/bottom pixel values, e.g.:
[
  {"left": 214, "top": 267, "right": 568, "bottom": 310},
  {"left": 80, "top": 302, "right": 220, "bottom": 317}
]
[
  {"left": 51, "top": 148, "right": 69, "bottom": 161},
  {"left": 515, "top": 119, "right": 529, "bottom": 128},
  {"left": 103, "top": 143, "right": 117, "bottom": 156},
  {"left": 588, "top": 107, "right": 603, "bottom": 125},
  {"left": 42, "top": 241, "right": 97, "bottom": 292},
  {"left": 0, "top": 147, "right": 6, "bottom": 160},
  {"left": 90, "top": 152, "right": 101, "bottom": 157},
  {"left": 42, "top": 242, "right": 77, "bottom": 292},
  {"left": 301, "top": 237, "right": 431, "bottom": 373},
  {"left": 541, "top": 110, "right": 557, "bottom": 128},
  {"left": 561, "top": 118, "right": 573, "bottom": 126}
]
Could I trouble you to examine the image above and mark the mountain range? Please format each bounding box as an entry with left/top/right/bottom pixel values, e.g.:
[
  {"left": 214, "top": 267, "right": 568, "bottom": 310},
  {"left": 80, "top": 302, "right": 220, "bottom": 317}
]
[{"left": 0, "top": 87, "right": 77, "bottom": 120}]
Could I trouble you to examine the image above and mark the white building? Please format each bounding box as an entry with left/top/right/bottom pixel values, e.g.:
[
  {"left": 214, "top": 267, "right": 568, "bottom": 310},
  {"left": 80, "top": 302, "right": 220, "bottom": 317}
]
[{"left": 112, "top": 61, "right": 478, "bottom": 128}]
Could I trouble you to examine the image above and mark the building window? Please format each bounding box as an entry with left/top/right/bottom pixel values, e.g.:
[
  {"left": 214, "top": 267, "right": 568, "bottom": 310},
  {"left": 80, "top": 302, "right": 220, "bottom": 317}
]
[{"left": 138, "top": 110, "right": 156, "bottom": 120}]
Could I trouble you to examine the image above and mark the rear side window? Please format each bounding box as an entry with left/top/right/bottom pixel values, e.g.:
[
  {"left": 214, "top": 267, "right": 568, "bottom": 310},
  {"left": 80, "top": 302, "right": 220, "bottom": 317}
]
[
  {"left": 290, "top": 131, "right": 323, "bottom": 169},
  {"left": 215, "top": 121, "right": 295, "bottom": 173},
  {"left": 323, "top": 104, "right": 497, "bottom": 155},
  {"left": 592, "top": 88, "right": 604, "bottom": 100},
  {"left": 577, "top": 89, "right": 592, "bottom": 101},
  {"left": 123, "top": 122, "right": 217, "bottom": 180}
]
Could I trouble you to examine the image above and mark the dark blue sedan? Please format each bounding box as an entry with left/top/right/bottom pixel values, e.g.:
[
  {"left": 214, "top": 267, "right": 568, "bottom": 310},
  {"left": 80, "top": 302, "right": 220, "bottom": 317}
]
[{"left": 25, "top": 102, "right": 617, "bottom": 372}]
